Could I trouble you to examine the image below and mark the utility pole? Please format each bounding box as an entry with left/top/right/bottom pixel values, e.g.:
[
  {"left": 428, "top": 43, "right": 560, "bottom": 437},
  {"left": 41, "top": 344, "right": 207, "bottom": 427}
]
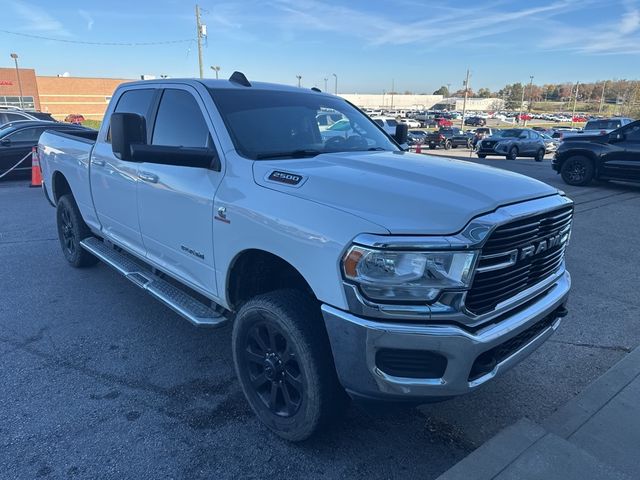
[
  {"left": 571, "top": 82, "right": 579, "bottom": 127},
  {"left": 323, "top": 77, "right": 328, "bottom": 91},
  {"left": 517, "top": 83, "right": 526, "bottom": 125},
  {"left": 598, "top": 81, "right": 607, "bottom": 114},
  {"left": 391, "top": 79, "right": 395, "bottom": 110},
  {"left": 195, "top": 5, "right": 204, "bottom": 78},
  {"left": 10, "top": 53, "right": 23, "bottom": 108},
  {"left": 460, "top": 68, "right": 470, "bottom": 131},
  {"left": 527, "top": 75, "right": 534, "bottom": 111},
  {"left": 332, "top": 73, "right": 337, "bottom": 95}
]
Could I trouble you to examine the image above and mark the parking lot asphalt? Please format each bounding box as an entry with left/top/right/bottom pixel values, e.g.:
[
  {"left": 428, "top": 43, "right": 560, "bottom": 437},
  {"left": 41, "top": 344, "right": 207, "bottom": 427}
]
[{"left": 1, "top": 154, "right": 639, "bottom": 480}]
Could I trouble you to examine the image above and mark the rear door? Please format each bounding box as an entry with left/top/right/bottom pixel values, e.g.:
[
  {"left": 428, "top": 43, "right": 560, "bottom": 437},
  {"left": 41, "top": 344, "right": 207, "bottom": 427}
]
[
  {"left": 90, "top": 87, "right": 157, "bottom": 253},
  {"left": 136, "top": 86, "right": 224, "bottom": 295}
]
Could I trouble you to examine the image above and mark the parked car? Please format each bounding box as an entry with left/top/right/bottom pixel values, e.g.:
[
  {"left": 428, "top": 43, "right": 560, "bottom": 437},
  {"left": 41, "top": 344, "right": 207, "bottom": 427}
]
[
  {"left": 581, "top": 117, "right": 634, "bottom": 135},
  {"left": 541, "top": 133, "right": 560, "bottom": 153},
  {"left": 400, "top": 118, "right": 421, "bottom": 128},
  {"left": 0, "top": 106, "right": 56, "bottom": 126},
  {"left": 38, "top": 74, "right": 572, "bottom": 441},
  {"left": 473, "top": 127, "right": 493, "bottom": 146},
  {"left": 408, "top": 130, "right": 428, "bottom": 144},
  {"left": 64, "top": 114, "right": 86, "bottom": 124},
  {"left": 552, "top": 120, "right": 640, "bottom": 186},
  {"left": 464, "top": 116, "right": 486, "bottom": 127},
  {"left": 0, "top": 121, "right": 88, "bottom": 178},
  {"left": 477, "top": 128, "right": 547, "bottom": 161},
  {"left": 427, "top": 127, "right": 473, "bottom": 149},
  {"left": 371, "top": 116, "right": 399, "bottom": 135}
]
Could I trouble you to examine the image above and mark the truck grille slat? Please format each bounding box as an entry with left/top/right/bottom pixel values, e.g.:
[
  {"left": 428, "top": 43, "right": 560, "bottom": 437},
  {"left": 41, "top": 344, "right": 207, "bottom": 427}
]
[{"left": 466, "top": 205, "right": 573, "bottom": 315}]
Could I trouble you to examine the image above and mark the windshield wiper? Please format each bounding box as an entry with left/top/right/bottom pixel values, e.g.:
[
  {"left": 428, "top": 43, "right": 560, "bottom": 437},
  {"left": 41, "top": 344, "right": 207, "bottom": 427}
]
[
  {"left": 256, "top": 149, "right": 323, "bottom": 160},
  {"left": 367, "top": 147, "right": 387, "bottom": 151}
]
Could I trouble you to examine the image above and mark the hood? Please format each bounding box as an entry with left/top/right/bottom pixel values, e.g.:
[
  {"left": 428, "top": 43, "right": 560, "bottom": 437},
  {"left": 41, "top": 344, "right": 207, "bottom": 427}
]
[
  {"left": 560, "top": 133, "right": 607, "bottom": 142},
  {"left": 253, "top": 151, "right": 558, "bottom": 235}
]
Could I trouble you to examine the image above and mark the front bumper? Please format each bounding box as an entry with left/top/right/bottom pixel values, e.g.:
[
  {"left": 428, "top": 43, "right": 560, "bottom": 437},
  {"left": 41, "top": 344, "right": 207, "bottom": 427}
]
[{"left": 322, "top": 270, "right": 570, "bottom": 401}]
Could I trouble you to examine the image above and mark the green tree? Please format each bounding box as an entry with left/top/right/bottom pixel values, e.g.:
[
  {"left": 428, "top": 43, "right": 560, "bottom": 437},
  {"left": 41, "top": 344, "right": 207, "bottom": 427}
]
[
  {"left": 477, "top": 87, "right": 492, "bottom": 98},
  {"left": 433, "top": 86, "right": 450, "bottom": 96},
  {"left": 498, "top": 83, "right": 525, "bottom": 110}
]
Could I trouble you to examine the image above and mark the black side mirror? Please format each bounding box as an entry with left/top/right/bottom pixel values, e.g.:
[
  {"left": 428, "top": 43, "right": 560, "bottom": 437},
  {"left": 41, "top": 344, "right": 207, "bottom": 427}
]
[
  {"left": 393, "top": 123, "right": 408, "bottom": 145},
  {"left": 111, "top": 112, "right": 147, "bottom": 161}
]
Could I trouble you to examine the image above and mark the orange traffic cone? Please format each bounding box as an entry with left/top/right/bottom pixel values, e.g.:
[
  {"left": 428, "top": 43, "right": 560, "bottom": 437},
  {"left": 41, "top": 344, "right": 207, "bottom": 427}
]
[
  {"left": 415, "top": 142, "right": 422, "bottom": 154},
  {"left": 30, "top": 146, "right": 42, "bottom": 188}
]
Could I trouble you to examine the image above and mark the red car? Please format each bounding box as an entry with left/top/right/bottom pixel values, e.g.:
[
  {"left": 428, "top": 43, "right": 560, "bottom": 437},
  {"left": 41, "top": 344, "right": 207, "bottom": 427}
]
[{"left": 64, "top": 114, "right": 85, "bottom": 124}]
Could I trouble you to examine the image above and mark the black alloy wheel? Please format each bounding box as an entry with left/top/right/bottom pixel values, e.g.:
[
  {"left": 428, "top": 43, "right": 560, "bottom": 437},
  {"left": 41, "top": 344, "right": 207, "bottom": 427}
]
[
  {"left": 560, "top": 156, "right": 594, "bottom": 186},
  {"left": 243, "top": 321, "right": 303, "bottom": 417}
]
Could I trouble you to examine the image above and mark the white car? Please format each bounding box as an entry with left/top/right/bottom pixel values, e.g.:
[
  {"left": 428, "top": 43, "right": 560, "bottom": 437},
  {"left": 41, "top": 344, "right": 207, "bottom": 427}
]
[
  {"left": 371, "top": 116, "right": 400, "bottom": 135},
  {"left": 400, "top": 118, "right": 421, "bottom": 128}
]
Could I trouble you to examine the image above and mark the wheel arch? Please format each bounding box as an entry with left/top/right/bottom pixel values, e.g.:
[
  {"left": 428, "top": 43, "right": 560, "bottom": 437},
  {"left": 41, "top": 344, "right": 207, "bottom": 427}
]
[
  {"left": 226, "top": 248, "right": 316, "bottom": 312},
  {"left": 51, "top": 170, "right": 73, "bottom": 204}
]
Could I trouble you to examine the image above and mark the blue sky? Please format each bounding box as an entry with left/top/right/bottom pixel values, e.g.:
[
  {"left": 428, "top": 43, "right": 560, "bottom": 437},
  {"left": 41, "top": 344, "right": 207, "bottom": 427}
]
[{"left": 1, "top": 0, "right": 639, "bottom": 93}]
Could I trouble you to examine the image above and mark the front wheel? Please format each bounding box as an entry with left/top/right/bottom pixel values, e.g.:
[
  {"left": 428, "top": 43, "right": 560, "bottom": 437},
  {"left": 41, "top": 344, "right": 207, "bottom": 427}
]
[
  {"left": 507, "top": 146, "right": 518, "bottom": 160},
  {"left": 444, "top": 140, "right": 452, "bottom": 150},
  {"left": 560, "top": 156, "right": 594, "bottom": 186},
  {"left": 56, "top": 194, "right": 98, "bottom": 268},
  {"left": 232, "top": 290, "right": 349, "bottom": 441}
]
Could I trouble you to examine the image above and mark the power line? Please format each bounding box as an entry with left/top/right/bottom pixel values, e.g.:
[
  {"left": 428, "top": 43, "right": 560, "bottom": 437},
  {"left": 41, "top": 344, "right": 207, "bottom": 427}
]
[{"left": 0, "top": 29, "right": 194, "bottom": 46}]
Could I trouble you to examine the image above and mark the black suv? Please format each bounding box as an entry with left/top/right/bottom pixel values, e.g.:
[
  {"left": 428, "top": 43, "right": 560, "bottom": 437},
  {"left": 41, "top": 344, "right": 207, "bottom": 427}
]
[
  {"left": 464, "top": 116, "right": 486, "bottom": 127},
  {"left": 552, "top": 120, "right": 640, "bottom": 186}
]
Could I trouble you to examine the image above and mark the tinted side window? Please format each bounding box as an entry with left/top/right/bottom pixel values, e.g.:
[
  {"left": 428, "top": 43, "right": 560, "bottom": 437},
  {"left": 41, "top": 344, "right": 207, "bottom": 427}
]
[
  {"left": 625, "top": 124, "right": 640, "bottom": 141},
  {"left": 7, "top": 127, "right": 41, "bottom": 142},
  {"left": 152, "top": 89, "right": 210, "bottom": 148},
  {"left": 107, "top": 88, "right": 155, "bottom": 143},
  {"left": 5, "top": 113, "right": 26, "bottom": 122}
]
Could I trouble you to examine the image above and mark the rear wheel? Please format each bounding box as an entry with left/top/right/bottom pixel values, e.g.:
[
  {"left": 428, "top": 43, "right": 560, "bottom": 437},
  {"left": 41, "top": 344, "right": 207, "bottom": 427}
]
[
  {"left": 534, "top": 148, "right": 545, "bottom": 162},
  {"left": 56, "top": 194, "right": 98, "bottom": 268},
  {"left": 507, "top": 146, "right": 518, "bottom": 160},
  {"left": 232, "top": 290, "right": 349, "bottom": 441},
  {"left": 560, "top": 155, "right": 594, "bottom": 186},
  {"left": 444, "top": 140, "right": 452, "bottom": 150},
  {"left": 477, "top": 154, "right": 487, "bottom": 159}
]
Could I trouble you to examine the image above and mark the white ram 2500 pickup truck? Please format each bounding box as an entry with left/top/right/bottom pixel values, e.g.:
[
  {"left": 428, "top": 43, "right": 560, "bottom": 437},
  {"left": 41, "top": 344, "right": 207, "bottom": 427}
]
[{"left": 39, "top": 73, "right": 573, "bottom": 441}]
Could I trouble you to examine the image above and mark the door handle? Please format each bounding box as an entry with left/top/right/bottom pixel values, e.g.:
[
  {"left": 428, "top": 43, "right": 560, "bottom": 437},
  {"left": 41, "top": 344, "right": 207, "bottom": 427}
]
[
  {"left": 91, "top": 159, "right": 105, "bottom": 167},
  {"left": 138, "top": 171, "right": 158, "bottom": 183}
]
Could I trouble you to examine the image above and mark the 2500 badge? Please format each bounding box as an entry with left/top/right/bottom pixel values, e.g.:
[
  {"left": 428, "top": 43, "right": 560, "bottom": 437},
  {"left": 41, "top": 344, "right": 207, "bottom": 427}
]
[{"left": 268, "top": 171, "right": 302, "bottom": 185}]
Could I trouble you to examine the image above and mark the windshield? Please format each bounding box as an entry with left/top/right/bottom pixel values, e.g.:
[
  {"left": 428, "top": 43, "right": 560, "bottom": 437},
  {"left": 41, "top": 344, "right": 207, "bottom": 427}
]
[
  {"left": 499, "top": 129, "right": 522, "bottom": 138},
  {"left": 209, "top": 89, "right": 398, "bottom": 160}
]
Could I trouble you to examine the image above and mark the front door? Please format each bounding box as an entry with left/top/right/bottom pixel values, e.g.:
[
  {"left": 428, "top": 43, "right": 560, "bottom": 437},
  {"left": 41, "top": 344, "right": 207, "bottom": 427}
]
[
  {"left": 136, "top": 87, "right": 224, "bottom": 296},
  {"left": 90, "top": 88, "right": 156, "bottom": 253}
]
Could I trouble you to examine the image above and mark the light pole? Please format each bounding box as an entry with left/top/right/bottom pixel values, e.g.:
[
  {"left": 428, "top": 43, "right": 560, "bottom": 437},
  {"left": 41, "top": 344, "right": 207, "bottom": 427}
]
[
  {"left": 332, "top": 73, "right": 337, "bottom": 95},
  {"left": 518, "top": 83, "right": 526, "bottom": 125},
  {"left": 10, "top": 53, "right": 24, "bottom": 109},
  {"left": 211, "top": 65, "right": 221, "bottom": 79},
  {"left": 323, "top": 77, "right": 328, "bottom": 91},
  {"left": 296, "top": 75, "right": 302, "bottom": 88}
]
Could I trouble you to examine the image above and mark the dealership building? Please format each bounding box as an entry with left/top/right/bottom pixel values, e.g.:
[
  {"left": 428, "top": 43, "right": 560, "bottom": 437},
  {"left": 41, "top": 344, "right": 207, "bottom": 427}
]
[{"left": 0, "top": 67, "right": 130, "bottom": 120}]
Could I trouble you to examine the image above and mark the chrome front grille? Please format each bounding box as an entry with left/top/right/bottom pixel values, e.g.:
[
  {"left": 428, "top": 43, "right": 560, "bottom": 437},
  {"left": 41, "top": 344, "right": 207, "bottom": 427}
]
[{"left": 465, "top": 205, "right": 573, "bottom": 315}]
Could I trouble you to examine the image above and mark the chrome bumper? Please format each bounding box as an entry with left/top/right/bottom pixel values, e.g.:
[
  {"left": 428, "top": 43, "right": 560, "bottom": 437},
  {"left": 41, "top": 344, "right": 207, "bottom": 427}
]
[{"left": 322, "top": 270, "right": 570, "bottom": 400}]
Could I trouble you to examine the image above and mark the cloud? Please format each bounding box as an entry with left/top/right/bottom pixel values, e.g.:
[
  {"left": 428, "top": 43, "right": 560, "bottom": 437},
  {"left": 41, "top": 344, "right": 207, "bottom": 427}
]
[
  {"left": 78, "top": 9, "right": 94, "bottom": 31},
  {"left": 541, "top": 1, "right": 640, "bottom": 55},
  {"left": 5, "top": 0, "right": 71, "bottom": 36}
]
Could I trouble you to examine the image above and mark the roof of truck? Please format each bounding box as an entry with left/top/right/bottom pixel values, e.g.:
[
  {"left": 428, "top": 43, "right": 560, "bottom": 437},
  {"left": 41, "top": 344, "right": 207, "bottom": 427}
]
[{"left": 118, "top": 75, "right": 336, "bottom": 97}]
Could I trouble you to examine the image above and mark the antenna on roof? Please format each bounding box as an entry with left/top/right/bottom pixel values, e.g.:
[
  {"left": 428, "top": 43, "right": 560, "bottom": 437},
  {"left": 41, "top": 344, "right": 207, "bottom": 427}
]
[{"left": 229, "top": 71, "right": 251, "bottom": 87}]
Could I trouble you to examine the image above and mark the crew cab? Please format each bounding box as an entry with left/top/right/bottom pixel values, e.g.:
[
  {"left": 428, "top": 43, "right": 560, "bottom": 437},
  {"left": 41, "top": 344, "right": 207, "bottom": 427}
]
[
  {"left": 426, "top": 127, "right": 473, "bottom": 149},
  {"left": 39, "top": 74, "right": 573, "bottom": 441},
  {"left": 553, "top": 120, "right": 640, "bottom": 186}
]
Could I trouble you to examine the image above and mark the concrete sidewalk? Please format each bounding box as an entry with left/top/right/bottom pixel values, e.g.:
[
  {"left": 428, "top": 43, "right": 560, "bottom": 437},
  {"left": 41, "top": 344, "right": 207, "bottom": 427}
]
[{"left": 438, "top": 346, "right": 640, "bottom": 480}]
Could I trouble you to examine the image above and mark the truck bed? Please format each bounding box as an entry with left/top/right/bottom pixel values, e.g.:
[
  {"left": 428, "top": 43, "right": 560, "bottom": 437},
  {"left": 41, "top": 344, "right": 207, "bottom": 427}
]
[{"left": 39, "top": 129, "right": 99, "bottom": 226}]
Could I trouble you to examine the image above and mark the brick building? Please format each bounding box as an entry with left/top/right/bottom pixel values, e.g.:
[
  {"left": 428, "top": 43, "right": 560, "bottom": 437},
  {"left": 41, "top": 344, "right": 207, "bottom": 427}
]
[{"left": 0, "top": 67, "right": 131, "bottom": 120}]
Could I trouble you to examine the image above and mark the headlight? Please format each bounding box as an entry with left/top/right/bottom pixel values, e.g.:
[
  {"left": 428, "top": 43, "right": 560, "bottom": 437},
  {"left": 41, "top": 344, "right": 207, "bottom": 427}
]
[{"left": 343, "top": 246, "right": 477, "bottom": 303}]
